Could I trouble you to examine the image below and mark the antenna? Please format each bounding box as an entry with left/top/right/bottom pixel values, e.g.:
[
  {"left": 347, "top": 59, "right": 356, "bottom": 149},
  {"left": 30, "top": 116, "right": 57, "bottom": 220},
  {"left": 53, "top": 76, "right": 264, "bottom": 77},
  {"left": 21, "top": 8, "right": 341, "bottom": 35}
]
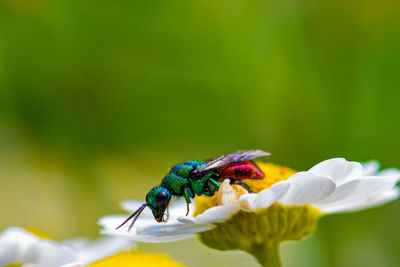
[{"left": 115, "top": 203, "right": 148, "bottom": 232}]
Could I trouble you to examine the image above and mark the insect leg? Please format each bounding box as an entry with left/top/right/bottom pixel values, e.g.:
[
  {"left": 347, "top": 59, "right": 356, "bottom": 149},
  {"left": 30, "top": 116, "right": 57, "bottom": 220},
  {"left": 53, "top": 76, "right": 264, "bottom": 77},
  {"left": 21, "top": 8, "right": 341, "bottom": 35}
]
[
  {"left": 165, "top": 207, "right": 170, "bottom": 221},
  {"left": 230, "top": 180, "right": 252, "bottom": 192},
  {"left": 205, "top": 177, "right": 220, "bottom": 196},
  {"left": 209, "top": 178, "right": 221, "bottom": 189},
  {"left": 183, "top": 184, "right": 193, "bottom": 216}
]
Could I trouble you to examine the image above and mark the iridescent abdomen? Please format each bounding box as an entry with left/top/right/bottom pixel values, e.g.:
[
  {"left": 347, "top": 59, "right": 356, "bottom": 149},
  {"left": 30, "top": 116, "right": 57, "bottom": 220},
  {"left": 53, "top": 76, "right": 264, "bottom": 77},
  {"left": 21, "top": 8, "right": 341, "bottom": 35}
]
[{"left": 217, "top": 161, "right": 264, "bottom": 180}]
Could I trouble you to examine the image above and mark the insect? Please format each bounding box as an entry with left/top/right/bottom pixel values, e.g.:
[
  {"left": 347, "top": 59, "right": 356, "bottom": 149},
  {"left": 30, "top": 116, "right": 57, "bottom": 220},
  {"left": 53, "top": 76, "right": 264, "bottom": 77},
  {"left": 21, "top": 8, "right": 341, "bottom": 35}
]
[{"left": 116, "top": 150, "right": 270, "bottom": 231}]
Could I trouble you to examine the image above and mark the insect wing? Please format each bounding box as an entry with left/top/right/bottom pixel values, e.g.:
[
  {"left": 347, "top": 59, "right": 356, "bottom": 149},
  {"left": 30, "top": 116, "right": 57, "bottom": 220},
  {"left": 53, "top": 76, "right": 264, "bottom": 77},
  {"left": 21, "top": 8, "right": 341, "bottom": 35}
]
[{"left": 193, "top": 150, "right": 270, "bottom": 174}]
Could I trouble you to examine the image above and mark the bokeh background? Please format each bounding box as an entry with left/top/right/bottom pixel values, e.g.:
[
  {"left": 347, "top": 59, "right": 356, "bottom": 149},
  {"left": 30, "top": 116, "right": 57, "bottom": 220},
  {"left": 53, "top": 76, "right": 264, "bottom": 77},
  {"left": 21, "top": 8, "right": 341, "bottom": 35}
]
[{"left": 1, "top": 0, "right": 400, "bottom": 266}]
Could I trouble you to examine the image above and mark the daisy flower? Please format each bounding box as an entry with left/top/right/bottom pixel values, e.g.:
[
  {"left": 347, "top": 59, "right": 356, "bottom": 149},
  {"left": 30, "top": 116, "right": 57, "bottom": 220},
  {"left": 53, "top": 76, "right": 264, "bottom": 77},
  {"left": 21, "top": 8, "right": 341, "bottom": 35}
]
[
  {"left": 99, "top": 200, "right": 211, "bottom": 242},
  {"left": 99, "top": 158, "right": 400, "bottom": 266},
  {"left": 0, "top": 226, "right": 133, "bottom": 267}
]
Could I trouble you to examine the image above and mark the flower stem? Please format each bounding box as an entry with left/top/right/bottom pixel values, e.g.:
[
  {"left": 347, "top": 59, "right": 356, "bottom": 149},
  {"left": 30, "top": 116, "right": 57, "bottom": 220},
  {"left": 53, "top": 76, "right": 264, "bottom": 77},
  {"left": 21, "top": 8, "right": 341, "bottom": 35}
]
[{"left": 249, "top": 241, "right": 281, "bottom": 267}]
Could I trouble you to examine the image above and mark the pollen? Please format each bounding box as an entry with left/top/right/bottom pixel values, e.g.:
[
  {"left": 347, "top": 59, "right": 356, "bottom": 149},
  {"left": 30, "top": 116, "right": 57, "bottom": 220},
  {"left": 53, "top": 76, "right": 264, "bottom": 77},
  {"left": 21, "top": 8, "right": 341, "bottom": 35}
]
[
  {"left": 89, "top": 251, "right": 185, "bottom": 267},
  {"left": 217, "top": 179, "right": 249, "bottom": 206},
  {"left": 194, "top": 163, "right": 296, "bottom": 216}
]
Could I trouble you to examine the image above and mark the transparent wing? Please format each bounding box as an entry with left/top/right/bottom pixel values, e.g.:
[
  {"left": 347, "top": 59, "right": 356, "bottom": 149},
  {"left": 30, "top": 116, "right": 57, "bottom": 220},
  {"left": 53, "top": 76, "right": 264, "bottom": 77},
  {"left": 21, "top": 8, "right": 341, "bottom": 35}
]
[{"left": 192, "top": 150, "right": 270, "bottom": 174}]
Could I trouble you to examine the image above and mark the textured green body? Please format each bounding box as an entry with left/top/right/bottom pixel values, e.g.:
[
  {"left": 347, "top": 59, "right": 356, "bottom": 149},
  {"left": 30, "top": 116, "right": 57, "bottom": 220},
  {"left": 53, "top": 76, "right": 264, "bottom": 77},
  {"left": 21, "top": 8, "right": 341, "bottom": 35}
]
[
  {"left": 161, "top": 160, "right": 220, "bottom": 199},
  {"left": 140, "top": 151, "right": 269, "bottom": 224}
]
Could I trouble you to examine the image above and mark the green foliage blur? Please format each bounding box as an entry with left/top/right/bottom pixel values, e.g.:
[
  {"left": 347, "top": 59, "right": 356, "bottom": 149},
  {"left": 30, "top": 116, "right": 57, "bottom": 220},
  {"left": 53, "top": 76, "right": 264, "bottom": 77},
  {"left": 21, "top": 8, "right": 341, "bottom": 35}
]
[{"left": 0, "top": 0, "right": 399, "bottom": 266}]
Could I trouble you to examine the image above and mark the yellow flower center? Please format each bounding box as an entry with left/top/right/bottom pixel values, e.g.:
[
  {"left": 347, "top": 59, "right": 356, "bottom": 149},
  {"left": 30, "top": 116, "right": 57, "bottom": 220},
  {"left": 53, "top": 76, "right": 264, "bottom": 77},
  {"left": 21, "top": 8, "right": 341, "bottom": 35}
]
[
  {"left": 194, "top": 163, "right": 297, "bottom": 216},
  {"left": 194, "top": 162, "right": 321, "bottom": 267},
  {"left": 25, "top": 227, "right": 52, "bottom": 239},
  {"left": 89, "top": 251, "right": 185, "bottom": 267}
]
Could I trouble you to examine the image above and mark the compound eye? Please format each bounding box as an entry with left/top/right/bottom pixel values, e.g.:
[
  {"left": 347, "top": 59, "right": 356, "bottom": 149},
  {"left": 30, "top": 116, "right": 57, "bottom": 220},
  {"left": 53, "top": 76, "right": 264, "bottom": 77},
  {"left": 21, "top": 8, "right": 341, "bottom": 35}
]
[{"left": 156, "top": 191, "right": 169, "bottom": 209}]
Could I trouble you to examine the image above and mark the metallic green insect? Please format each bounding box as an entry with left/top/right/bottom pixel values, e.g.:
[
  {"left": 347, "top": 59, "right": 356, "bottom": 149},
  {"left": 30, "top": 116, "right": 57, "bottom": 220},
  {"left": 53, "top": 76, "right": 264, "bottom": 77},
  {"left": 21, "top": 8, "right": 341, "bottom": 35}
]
[{"left": 116, "top": 150, "right": 269, "bottom": 231}]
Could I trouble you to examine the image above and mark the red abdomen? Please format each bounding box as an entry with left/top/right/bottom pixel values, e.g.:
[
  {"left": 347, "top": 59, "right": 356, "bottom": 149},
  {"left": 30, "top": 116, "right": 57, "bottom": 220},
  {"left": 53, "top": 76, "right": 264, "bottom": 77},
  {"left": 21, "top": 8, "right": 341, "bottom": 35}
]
[{"left": 217, "top": 161, "right": 264, "bottom": 180}]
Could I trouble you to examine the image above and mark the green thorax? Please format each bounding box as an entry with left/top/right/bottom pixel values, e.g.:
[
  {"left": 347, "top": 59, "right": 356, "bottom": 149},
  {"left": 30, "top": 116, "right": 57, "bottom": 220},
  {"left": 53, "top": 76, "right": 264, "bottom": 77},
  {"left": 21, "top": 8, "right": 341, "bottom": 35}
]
[{"left": 161, "top": 160, "right": 219, "bottom": 197}]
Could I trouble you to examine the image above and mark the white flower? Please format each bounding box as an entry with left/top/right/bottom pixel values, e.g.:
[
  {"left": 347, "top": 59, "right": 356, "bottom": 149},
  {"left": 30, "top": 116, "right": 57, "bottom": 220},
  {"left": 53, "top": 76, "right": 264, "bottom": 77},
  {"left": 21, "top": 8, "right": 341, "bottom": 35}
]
[
  {"left": 0, "top": 227, "right": 134, "bottom": 267},
  {"left": 99, "top": 200, "right": 213, "bottom": 242},
  {"left": 98, "top": 158, "right": 400, "bottom": 242}
]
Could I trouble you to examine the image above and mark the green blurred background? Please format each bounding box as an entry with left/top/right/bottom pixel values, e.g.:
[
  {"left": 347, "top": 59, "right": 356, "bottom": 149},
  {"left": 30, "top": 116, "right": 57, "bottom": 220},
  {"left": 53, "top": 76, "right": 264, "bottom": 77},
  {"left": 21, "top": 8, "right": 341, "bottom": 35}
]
[{"left": 0, "top": 0, "right": 399, "bottom": 266}]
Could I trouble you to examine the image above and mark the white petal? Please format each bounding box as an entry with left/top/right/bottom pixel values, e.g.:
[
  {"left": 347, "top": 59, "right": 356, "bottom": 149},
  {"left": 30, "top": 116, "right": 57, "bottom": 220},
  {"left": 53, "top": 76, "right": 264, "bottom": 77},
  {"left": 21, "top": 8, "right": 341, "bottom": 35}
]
[
  {"left": 121, "top": 200, "right": 152, "bottom": 217},
  {"left": 98, "top": 215, "right": 125, "bottom": 229},
  {"left": 60, "top": 263, "right": 85, "bottom": 267},
  {"left": 236, "top": 182, "right": 290, "bottom": 211},
  {"left": 0, "top": 227, "right": 78, "bottom": 267},
  {"left": 361, "top": 161, "right": 400, "bottom": 182},
  {"left": 253, "top": 182, "right": 291, "bottom": 209},
  {"left": 344, "top": 187, "right": 400, "bottom": 212},
  {"left": 76, "top": 237, "right": 133, "bottom": 264},
  {"left": 235, "top": 193, "right": 257, "bottom": 211},
  {"left": 309, "top": 158, "right": 363, "bottom": 185},
  {"left": 29, "top": 240, "right": 77, "bottom": 267},
  {"left": 99, "top": 213, "right": 197, "bottom": 243},
  {"left": 362, "top": 161, "right": 380, "bottom": 176},
  {"left": 137, "top": 222, "right": 213, "bottom": 236},
  {"left": 319, "top": 187, "right": 399, "bottom": 213},
  {"left": 178, "top": 205, "right": 239, "bottom": 224},
  {"left": 98, "top": 215, "right": 157, "bottom": 231},
  {"left": 0, "top": 227, "right": 29, "bottom": 265},
  {"left": 61, "top": 238, "right": 89, "bottom": 250},
  {"left": 0, "top": 242, "right": 18, "bottom": 266},
  {"left": 279, "top": 172, "right": 336, "bottom": 205},
  {"left": 378, "top": 169, "right": 400, "bottom": 181},
  {"left": 99, "top": 228, "right": 193, "bottom": 243},
  {"left": 192, "top": 205, "right": 239, "bottom": 224},
  {"left": 0, "top": 227, "right": 136, "bottom": 266},
  {"left": 316, "top": 179, "right": 363, "bottom": 204},
  {"left": 168, "top": 200, "right": 196, "bottom": 218},
  {"left": 316, "top": 177, "right": 397, "bottom": 213}
]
